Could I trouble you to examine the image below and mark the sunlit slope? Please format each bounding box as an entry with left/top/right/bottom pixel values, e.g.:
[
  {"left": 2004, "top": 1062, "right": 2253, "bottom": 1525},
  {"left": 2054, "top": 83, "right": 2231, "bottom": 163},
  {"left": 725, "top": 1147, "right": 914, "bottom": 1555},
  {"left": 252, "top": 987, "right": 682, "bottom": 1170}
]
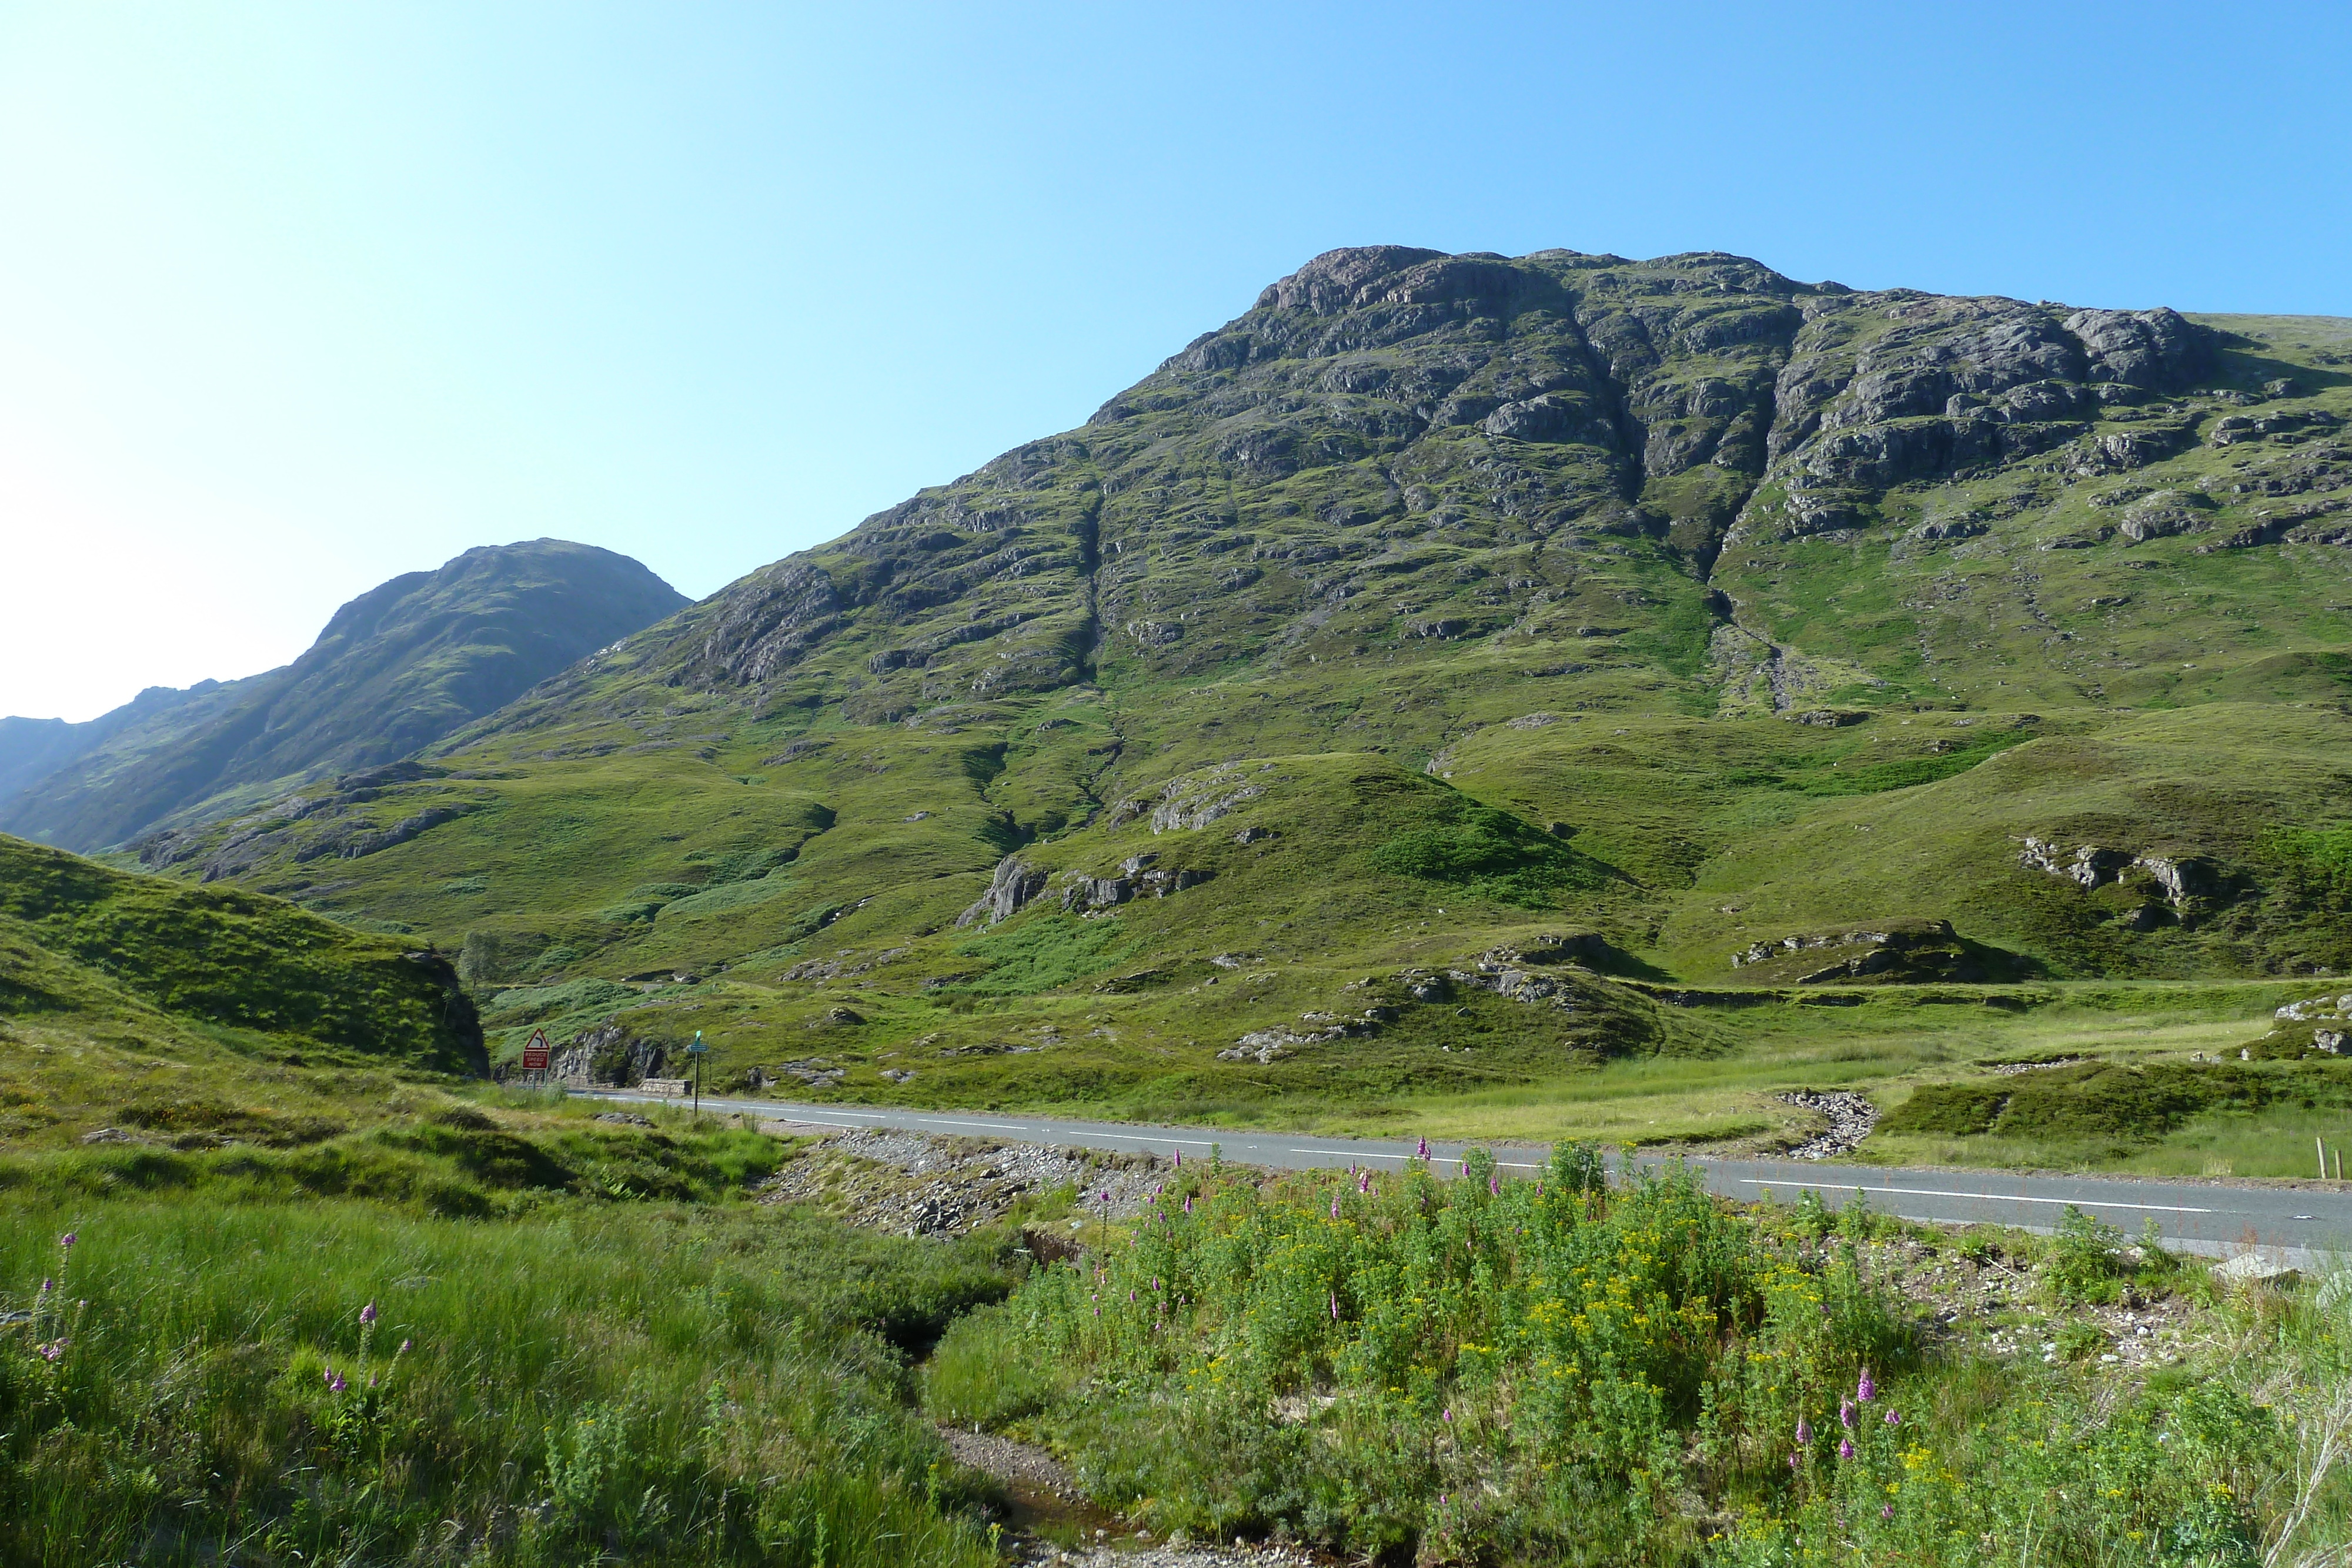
[
  {"left": 0, "top": 834, "right": 486, "bottom": 1151},
  {"left": 101, "top": 246, "right": 2351, "bottom": 1123}
]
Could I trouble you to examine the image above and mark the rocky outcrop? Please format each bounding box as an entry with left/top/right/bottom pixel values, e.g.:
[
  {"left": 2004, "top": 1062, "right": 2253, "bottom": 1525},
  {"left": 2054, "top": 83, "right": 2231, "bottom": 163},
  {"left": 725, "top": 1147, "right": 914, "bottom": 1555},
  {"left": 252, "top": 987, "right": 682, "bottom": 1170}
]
[
  {"left": 957, "top": 856, "right": 1048, "bottom": 927},
  {"left": 2018, "top": 838, "right": 2216, "bottom": 906},
  {"left": 1112, "top": 765, "right": 1274, "bottom": 835},
  {"left": 1060, "top": 853, "right": 1213, "bottom": 912},
  {"left": 1730, "top": 920, "right": 1984, "bottom": 984}
]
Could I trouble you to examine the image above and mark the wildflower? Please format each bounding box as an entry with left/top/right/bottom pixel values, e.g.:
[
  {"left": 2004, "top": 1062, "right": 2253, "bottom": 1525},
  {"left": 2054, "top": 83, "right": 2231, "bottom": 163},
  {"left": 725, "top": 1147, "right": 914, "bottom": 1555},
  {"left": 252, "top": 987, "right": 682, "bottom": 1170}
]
[
  {"left": 359, "top": 1301, "right": 377, "bottom": 1326},
  {"left": 58, "top": 1232, "right": 76, "bottom": 1250},
  {"left": 1857, "top": 1369, "right": 1876, "bottom": 1402},
  {"left": 1418, "top": 1136, "right": 1429, "bottom": 1161},
  {"left": 369, "top": 1374, "right": 379, "bottom": 1389},
  {"left": 1329, "top": 1292, "right": 1339, "bottom": 1322},
  {"left": 1796, "top": 1417, "right": 1812, "bottom": 1443},
  {"left": 1331, "top": 1192, "right": 1342, "bottom": 1220},
  {"left": 1884, "top": 1407, "right": 1900, "bottom": 1426},
  {"left": 1839, "top": 1438, "right": 1855, "bottom": 1460},
  {"left": 1788, "top": 1452, "right": 1800, "bottom": 1472},
  {"left": 1442, "top": 1407, "right": 1452, "bottom": 1423},
  {"left": 1840, "top": 1398, "right": 1855, "bottom": 1429},
  {"left": 1172, "top": 1149, "right": 1182, "bottom": 1167},
  {"left": 1488, "top": 1174, "right": 1499, "bottom": 1196},
  {"left": 38, "top": 1279, "right": 52, "bottom": 1296},
  {"left": 1184, "top": 1196, "right": 1192, "bottom": 1215},
  {"left": 1880, "top": 1505, "right": 1894, "bottom": 1519},
  {"left": 37, "top": 1339, "right": 67, "bottom": 1363},
  {"left": 397, "top": 1339, "right": 412, "bottom": 1356}
]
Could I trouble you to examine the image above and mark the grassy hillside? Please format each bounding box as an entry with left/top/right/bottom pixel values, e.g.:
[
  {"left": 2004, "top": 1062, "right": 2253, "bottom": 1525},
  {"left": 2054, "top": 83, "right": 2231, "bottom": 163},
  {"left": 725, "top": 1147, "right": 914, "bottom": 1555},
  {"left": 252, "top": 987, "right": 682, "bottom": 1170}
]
[
  {"left": 108, "top": 246, "right": 2352, "bottom": 1165},
  {"left": 0, "top": 833, "right": 490, "bottom": 1159}
]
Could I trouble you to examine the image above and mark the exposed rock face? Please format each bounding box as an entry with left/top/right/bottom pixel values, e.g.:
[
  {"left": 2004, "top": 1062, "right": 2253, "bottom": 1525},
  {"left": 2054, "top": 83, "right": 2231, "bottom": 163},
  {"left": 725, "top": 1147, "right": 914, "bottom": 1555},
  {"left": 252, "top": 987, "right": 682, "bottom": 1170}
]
[
  {"left": 1060, "top": 853, "right": 1213, "bottom": 912},
  {"left": 2018, "top": 838, "right": 2215, "bottom": 905},
  {"left": 1730, "top": 920, "right": 1986, "bottom": 984},
  {"left": 957, "top": 855, "right": 1048, "bottom": 927}
]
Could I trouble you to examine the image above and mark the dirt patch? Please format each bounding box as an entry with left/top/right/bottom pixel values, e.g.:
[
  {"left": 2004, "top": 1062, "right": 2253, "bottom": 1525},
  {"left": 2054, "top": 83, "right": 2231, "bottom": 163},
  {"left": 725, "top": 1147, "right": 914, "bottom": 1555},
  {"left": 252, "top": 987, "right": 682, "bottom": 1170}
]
[
  {"left": 1859, "top": 1233, "right": 2204, "bottom": 1369},
  {"left": 759, "top": 1128, "right": 1169, "bottom": 1236}
]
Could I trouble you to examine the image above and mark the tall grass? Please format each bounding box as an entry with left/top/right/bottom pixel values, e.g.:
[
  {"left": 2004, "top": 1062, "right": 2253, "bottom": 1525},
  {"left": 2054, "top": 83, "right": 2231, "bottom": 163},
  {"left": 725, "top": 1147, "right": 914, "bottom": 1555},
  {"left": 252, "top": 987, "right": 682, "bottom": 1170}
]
[
  {"left": 0, "top": 1196, "right": 1013, "bottom": 1566},
  {"left": 929, "top": 1151, "right": 2349, "bottom": 1564}
]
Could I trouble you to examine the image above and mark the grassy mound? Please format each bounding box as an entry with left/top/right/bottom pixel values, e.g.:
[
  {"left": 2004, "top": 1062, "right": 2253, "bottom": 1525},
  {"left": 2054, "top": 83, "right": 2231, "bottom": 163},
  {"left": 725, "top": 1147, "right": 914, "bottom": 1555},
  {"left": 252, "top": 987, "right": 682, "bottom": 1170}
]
[
  {"left": 1880, "top": 1058, "right": 2352, "bottom": 1144},
  {"left": 0, "top": 834, "right": 481, "bottom": 1075}
]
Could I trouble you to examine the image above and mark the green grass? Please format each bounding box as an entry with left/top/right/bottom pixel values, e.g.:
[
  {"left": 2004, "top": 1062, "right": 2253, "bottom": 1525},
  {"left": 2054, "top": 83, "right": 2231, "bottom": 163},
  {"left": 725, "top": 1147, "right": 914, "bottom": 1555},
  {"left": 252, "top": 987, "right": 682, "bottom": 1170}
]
[
  {"left": 0, "top": 1190, "right": 1012, "bottom": 1566},
  {"left": 951, "top": 914, "right": 1132, "bottom": 997},
  {"left": 924, "top": 1154, "right": 2348, "bottom": 1565}
]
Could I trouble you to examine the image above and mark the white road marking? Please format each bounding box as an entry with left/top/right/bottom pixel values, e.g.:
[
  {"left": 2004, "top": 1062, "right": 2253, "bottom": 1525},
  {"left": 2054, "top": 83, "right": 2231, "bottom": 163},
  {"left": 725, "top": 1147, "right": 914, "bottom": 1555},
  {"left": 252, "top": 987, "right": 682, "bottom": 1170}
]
[
  {"left": 1738, "top": 1179, "right": 2213, "bottom": 1215},
  {"left": 896, "top": 1117, "right": 1031, "bottom": 1131}
]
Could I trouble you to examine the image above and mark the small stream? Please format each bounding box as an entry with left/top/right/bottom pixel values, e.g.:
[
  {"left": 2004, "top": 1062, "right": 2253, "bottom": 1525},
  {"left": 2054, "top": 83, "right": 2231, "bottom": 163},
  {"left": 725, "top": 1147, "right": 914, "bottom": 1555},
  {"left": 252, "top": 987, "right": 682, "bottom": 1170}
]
[{"left": 937, "top": 1425, "right": 1324, "bottom": 1567}]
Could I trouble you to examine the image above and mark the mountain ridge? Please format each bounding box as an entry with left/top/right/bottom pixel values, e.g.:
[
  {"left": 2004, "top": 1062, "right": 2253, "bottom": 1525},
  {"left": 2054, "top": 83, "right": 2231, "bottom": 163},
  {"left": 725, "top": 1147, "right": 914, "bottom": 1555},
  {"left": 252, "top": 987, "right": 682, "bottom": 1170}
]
[
  {"left": 84, "top": 243, "right": 2352, "bottom": 1135},
  {"left": 0, "top": 538, "right": 689, "bottom": 854}
]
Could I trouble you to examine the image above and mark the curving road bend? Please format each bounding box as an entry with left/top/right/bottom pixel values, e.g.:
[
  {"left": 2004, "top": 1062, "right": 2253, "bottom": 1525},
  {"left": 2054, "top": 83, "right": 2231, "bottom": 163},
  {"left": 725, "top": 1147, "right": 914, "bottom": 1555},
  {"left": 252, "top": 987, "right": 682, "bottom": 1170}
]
[{"left": 575, "top": 1089, "right": 2351, "bottom": 1266}]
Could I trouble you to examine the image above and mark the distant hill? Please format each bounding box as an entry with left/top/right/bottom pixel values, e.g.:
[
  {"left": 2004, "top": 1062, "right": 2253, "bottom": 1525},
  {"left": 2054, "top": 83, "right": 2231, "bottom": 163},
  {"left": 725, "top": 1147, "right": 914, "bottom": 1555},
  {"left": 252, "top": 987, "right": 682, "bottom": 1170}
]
[
  {"left": 0, "top": 683, "right": 239, "bottom": 804},
  {"left": 0, "top": 539, "right": 688, "bottom": 852},
  {"left": 107, "top": 246, "right": 2352, "bottom": 1118}
]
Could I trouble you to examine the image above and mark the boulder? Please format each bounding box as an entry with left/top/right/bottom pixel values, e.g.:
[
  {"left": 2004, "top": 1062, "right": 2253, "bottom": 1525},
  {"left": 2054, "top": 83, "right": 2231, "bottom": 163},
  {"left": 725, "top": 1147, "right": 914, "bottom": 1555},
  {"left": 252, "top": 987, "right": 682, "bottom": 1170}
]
[{"left": 2211, "top": 1253, "right": 2300, "bottom": 1289}]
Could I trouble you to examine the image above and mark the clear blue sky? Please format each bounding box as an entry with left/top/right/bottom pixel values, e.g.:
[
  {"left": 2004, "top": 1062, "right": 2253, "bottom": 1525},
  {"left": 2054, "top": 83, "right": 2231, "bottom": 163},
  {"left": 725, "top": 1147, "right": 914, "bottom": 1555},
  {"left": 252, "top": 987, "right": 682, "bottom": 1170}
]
[{"left": 3, "top": 1, "right": 2346, "bottom": 720}]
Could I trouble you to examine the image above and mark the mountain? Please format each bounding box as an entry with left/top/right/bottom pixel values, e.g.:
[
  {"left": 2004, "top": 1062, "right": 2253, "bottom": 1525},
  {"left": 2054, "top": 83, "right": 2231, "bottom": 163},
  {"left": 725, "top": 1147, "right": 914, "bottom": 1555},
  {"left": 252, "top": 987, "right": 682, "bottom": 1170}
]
[
  {"left": 120, "top": 246, "right": 2352, "bottom": 1128},
  {"left": 0, "top": 539, "right": 690, "bottom": 853},
  {"left": 0, "top": 683, "right": 240, "bottom": 803}
]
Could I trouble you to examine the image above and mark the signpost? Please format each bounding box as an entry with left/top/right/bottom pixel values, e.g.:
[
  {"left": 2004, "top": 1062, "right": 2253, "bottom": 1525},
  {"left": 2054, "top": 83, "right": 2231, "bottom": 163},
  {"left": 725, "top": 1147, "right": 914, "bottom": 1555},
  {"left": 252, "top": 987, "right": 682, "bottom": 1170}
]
[
  {"left": 686, "top": 1029, "right": 707, "bottom": 1114},
  {"left": 520, "top": 1029, "right": 552, "bottom": 1075}
]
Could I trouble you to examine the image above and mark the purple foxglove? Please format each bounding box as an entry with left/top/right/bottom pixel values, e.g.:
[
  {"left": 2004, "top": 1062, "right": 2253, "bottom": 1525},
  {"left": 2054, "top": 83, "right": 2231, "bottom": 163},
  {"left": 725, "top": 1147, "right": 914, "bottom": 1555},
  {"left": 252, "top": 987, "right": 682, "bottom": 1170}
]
[
  {"left": 1796, "top": 1418, "right": 1811, "bottom": 1443},
  {"left": 359, "top": 1302, "right": 377, "bottom": 1325},
  {"left": 1838, "top": 1438, "right": 1854, "bottom": 1460},
  {"left": 1839, "top": 1399, "right": 1853, "bottom": 1429},
  {"left": 1857, "top": 1370, "right": 1875, "bottom": 1402}
]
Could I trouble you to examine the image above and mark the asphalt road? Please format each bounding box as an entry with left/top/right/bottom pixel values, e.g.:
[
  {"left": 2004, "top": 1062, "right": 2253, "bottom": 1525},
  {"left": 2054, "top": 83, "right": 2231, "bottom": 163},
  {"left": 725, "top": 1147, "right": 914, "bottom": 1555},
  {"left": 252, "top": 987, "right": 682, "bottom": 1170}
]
[{"left": 577, "top": 1089, "right": 2351, "bottom": 1263}]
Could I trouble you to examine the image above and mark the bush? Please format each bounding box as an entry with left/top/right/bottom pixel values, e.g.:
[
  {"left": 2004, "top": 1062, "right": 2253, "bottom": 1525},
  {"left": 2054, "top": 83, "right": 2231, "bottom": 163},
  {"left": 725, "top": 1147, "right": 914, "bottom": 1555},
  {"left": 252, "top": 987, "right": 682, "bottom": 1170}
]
[
  {"left": 936, "top": 1151, "right": 1911, "bottom": 1560},
  {"left": 2044, "top": 1205, "right": 2125, "bottom": 1303}
]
